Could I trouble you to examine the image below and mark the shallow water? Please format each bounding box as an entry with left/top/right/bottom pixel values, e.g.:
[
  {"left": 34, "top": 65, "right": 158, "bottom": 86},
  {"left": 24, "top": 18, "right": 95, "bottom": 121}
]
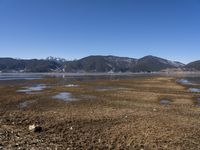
[
  {"left": 160, "top": 99, "right": 171, "bottom": 105},
  {"left": 95, "top": 86, "right": 116, "bottom": 91},
  {"left": 184, "top": 77, "right": 200, "bottom": 85},
  {"left": 177, "top": 79, "right": 196, "bottom": 85},
  {"left": 196, "top": 98, "right": 200, "bottom": 107},
  {"left": 18, "top": 100, "right": 36, "bottom": 108},
  {"left": 65, "top": 84, "right": 79, "bottom": 87},
  {"left": 52, "top": 92, "right": 77, "bottom": 102},
  {"left": 94, "top": 86, "right": 128, "bottom": 91},
  {"left": 188, "top": 88, "right": 200, "bottom": 93},
  {"left": 81, "top": 94, "right": 97, "bottom": 100},
  {"left": 177, "top": 77, "right": 200, "bottom": 93},
  {"left": 17, "top": 84, "right": 47, "bottom": 94},
  {"left": 0, "top": 73, "right": 43, "bottom": 81}
]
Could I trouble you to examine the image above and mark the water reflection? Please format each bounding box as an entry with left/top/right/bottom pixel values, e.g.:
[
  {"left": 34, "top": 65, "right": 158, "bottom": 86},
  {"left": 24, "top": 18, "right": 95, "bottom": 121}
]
[
  {"left": 18, "top": 100, "right": 36, "bottom": 108},
  {"left": 53, "top": 92, "right": 77, "bottom": 102},
  {"left": 188, "top": 88, "right": 200, "bottom": 93},
  {"left": 196, "top": 98, "right": 200, "bottom": 107},
  {"left": 177, "top": 79, "right": 196, "bottom": 85},
  {"left": 17, "top": 84, "right": 47, "bottom": 94},
  {"left": 65, "top": 84, "right": 79, "bottom": 87},
  {"left": 160, "top": 99, "right": 171, "bottom": 105},
  {"left": 0, "top": 73, "right": 43, "bottom": 81}
]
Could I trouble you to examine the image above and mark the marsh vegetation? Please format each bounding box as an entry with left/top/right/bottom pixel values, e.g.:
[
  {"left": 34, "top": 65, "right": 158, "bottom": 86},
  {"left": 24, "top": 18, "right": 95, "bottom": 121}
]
[{"left": 1, "top": 74, "right": 200, "bottom": 149}]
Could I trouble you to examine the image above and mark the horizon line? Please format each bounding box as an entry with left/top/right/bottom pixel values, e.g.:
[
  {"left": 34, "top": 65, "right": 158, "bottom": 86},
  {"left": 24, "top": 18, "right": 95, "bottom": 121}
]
[{"left": 0, "top": 54, "right": 197, "bottom": 64}]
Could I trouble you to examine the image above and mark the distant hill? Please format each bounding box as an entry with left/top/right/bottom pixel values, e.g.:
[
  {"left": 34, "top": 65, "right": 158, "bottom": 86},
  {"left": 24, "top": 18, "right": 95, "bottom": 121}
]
[
  {"left": 0, "top": 58, "right": 62, "bottom": 72},
  {"left": 64, "top": 55, "right": 137, "bottom": 72},
  {"left": 64, "top": 55, "right": 185, "bottom": 73},
  {"left": 0, "top": 55, "right": 197, "bottom": 73},
  {"left": 185, "top": 61, "right": 200, "bottom": 71},
  {"left": 131, "top": 55, "right": 184, "bottom": 72}
]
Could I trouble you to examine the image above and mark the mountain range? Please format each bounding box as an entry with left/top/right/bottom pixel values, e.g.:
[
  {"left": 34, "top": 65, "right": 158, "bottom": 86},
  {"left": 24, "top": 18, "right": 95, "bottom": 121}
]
[{"left": 0, "top": 55, "right": 199, "bottom": 73}]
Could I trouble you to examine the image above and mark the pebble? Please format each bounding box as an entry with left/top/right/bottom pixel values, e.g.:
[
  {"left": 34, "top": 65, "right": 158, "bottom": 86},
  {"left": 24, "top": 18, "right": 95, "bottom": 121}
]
[
  {"left": 153, "top": 108, "right": 157, "bottom": 112},
  {"left": 28, "top": 124, "right": 42, "bottom": 132}
]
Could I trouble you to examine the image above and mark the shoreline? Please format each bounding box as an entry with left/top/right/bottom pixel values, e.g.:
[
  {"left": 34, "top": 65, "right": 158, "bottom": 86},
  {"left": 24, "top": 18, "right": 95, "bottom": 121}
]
[{"left": 0, "top": 71, "right": 200, "bottom": 75}]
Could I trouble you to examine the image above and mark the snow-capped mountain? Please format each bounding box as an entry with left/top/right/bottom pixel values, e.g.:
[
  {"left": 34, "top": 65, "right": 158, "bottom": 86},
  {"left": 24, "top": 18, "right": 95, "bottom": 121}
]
[
  {"left": 46, "top": 56, "right": 67, "bottom": 63},
  {"left": 3, "top": 55, "right": 200, "bottom": 73}
]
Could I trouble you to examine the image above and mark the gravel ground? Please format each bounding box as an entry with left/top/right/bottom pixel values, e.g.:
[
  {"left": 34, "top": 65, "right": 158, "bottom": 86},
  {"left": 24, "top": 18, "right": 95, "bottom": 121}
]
[{"left": 0, "top": 76, "right": 200, "bottom": 150}]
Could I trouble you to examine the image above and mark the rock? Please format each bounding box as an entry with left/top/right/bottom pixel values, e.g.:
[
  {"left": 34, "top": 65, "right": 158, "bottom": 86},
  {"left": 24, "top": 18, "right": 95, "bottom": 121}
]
[
  {"left": 98, "top": 139, "right": 101, "bottom": 143},
  {"left": 65, "top": 84, "right": 79, "bottom": 87},
  {"left": 153, "top": 108, "right": 157, "bottom": 112},
  {"left": 29, "top": 124, "right": 42, "bottom": 132},
  {"left": 70, "top": 127, "right": 73, "bottom": 130}
]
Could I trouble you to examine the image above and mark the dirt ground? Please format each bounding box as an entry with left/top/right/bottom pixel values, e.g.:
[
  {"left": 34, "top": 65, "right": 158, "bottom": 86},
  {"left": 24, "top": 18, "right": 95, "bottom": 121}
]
[{"left": 1, "top": 76, "right": 200, "bottom": 150}]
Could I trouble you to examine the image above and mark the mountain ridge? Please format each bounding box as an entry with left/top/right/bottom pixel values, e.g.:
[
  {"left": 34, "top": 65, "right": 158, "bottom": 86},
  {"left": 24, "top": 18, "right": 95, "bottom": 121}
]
[{"left": 0, "top": 55, "right": 199, "bottom": 73}]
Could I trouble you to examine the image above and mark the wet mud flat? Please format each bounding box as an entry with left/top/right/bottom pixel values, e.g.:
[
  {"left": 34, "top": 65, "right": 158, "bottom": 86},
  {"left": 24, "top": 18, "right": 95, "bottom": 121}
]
[{"left": 1, "top": 75, "right": 200, "bottom": 149}]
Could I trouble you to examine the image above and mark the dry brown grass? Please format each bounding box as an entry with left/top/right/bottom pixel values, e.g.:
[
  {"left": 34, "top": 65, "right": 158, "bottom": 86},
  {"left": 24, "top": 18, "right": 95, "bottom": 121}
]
[{"left": 0, "top": 76, "right": 200, "bottom": 149}]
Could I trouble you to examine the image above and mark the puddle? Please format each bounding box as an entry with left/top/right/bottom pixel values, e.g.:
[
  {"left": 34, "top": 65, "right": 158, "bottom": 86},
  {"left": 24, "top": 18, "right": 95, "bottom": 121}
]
[
  {"left": 195, "top": 98, "right": 200, "bottom": 107},
  {"left": 188, "top": 88, "right": 200, "bottom": 93},
  {"left": 17, "top": 84, "right": 47, "bottom": 94},
  {"left": 81, "top": 94, "right": 97, "bottom": 100},
  {"left": 177, "top": 79, "right": 196, "bottom": 85},
  {"left": 160, "top": 99, "right": 171, "bottom": 105},
  {"left": 94, "top": 86, "right": 130, "bottom": 92},
  {"left": 65, "top": 84, "right": 79, "bottom": 87},
  {"left": 52, "top": 92, "right": 77, "bottom": 102},
  {"left": 94, "top": 86, "right": 128, "bottom": 91},
  {"left": 18, "top": 100, "right": 36, "bottom": 108},
  {"left": 95, "top": 86, "right": 115, "bottom": 91}
]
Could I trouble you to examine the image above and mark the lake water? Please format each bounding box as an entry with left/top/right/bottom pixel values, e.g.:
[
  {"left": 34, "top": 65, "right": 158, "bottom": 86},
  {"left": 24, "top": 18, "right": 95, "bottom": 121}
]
[
  {"left": 0, "top": 72, "right": 165, "bottom": 81},
  {"left": 0, "top": 73, "right": 43, "bottom": 80},
  {"left": 0, "top": 72, "right": 200, "bottom": 81}
]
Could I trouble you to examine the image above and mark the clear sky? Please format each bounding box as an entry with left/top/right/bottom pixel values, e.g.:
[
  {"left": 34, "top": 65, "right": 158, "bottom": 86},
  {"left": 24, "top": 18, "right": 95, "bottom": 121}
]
[{"left": 0, "top": 0, "right": 200, "bottom": 63}]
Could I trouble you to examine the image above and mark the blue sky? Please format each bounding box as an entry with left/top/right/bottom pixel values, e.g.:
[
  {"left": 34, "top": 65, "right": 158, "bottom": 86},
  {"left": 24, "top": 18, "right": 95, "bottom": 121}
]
[{"left": 0, "top": 0, "right": 200, "bottom": 63}]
